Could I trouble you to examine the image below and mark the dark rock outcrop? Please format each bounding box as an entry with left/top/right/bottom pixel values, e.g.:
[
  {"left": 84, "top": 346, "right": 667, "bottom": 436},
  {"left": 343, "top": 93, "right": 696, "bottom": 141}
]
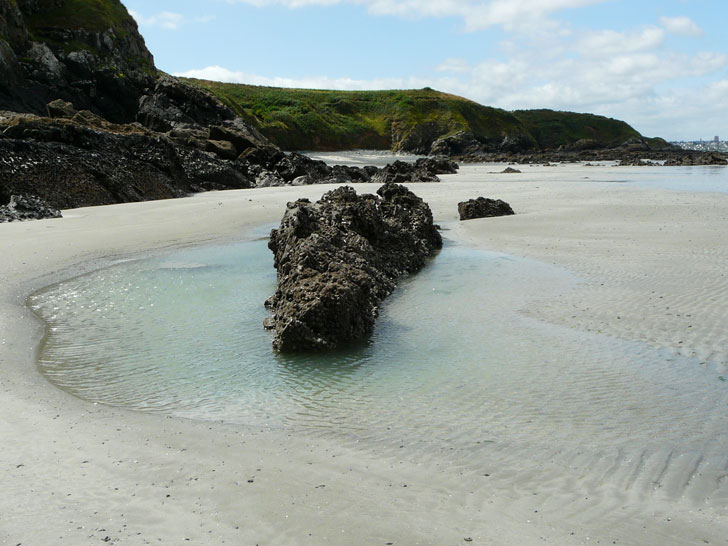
[
  {"left": 371, "top": 157, "right": 458, "bottom": 185},
  {"left": 417, "top": 157, "right": 459, "bottom": 174},
  {"left": 0, "top": 0, "right": 156, "bottom": 123},
  {"left": 0, "top": 193, "right": 61, "bottom": 222},
  {"left": 429, "top": 131, "right": 481, "bottom": 157},
  {"left": 664, "top": 153, "right": 727, "bottom": 166},
  {"left": 265, "top": 184, "right": 442, "bottom": 352},
  {"left": 458, "top": 197, "right": 515, "bottom": 221},
  {"left": 0, "top": 111, "right": 253, "bottom": 208}
]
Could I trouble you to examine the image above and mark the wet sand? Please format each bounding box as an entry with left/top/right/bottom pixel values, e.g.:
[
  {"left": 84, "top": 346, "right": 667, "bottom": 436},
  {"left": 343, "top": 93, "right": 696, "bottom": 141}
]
[{"left": 2, "top": 164, "right": 728, "bottom": 545}]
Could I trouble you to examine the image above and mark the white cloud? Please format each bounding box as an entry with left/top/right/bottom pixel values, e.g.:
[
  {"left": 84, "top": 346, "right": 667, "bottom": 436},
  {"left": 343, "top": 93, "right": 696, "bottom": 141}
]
[
  {"left": 435, "top": 58, "right": 472, "bottom": 74},
  {"left": 129, "top": 10, "right": 215, "bottom": 30},
  {"left": 578, "top": 27, "right": 665, "bottom": 57},
  {"left": 175, "top": 65, "right": 431, "bottom": 90},
  {"left": 225, "top": 0, "right": 610, "bottom": 30},
  {"left": 660, "top": 16, "right": 703, "bottom": 37}
]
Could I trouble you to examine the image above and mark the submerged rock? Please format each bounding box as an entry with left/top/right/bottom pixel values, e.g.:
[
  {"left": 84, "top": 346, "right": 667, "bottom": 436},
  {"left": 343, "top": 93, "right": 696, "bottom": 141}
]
[
  {"left": 458, "top": 197, "right": 515, "bottom": 221},
  {"left": 265, "top": 184, "right": 442, "bottom": 352}
]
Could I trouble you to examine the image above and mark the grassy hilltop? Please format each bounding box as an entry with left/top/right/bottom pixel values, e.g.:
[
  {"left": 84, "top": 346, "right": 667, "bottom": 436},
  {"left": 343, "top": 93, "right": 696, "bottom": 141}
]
[
  {"left": 25, "top": 0, "right": 132, "bottom": 32},
  {"left": 184, "top": 78, "right": 646, "bottom": 152}
]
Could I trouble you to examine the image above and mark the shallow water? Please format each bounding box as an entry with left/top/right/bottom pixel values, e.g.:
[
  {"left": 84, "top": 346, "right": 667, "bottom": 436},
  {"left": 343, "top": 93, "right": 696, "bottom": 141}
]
[
  {"left": 30, "top": 235, "right": 728, "bottom": 508},
  {"left": 588, "top": 163, "right": 728, "bottom": 193},
  {"left": 305, "top": 149, "right": 423, "bottom": 167}
]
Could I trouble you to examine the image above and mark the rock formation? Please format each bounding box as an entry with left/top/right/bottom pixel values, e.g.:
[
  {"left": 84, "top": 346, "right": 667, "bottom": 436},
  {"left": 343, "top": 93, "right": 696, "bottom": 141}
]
[
  {"left": 0, "top": 0, "right": 155, "bottom": 123},
  {"left": 0, "top": 193, "right": 61, "bottom": 222},
  {"left": 265, "top": 184, "right": 442, "bottom": 352},
  {"left": 458, "top": 198, "right": 515, "bottom": 221},
  {"left": 371, "top": 157, "right": 458, "bottom": 184},
  {"left": 664, "top": 153, "right": 728, "bottom": 166}
]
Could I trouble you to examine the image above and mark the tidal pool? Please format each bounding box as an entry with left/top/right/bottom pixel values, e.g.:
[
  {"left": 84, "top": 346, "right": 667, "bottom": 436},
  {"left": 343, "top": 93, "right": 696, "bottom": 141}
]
[{"left": 29, "top": 236, "right": 728, "bottom": 504}]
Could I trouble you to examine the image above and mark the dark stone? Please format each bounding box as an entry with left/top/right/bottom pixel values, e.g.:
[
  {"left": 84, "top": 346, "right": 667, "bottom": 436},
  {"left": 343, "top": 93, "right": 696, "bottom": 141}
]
[
  {"left": 46, "top": 99, "right": 76, "bottom": 119},
  {"left": 205, "top": 139, "right": 237, "bottom": 160},
  {"left": 429, "top": 131, "right": 480, "bottom": 157},
  {"left": 0, "top": 0, "right": 156, "bottom": 123},
  {"left": 415, "top": 157, "right": 459, "bottom": 174},
  {"left": 0, "top": 113, "right": 253, "bottom": 209},
  {"left": 371, "top": 159, "right": 444, "bottom": 184},
  {"left": 458, "top": 197, "right": 515, "bottom": 221},
  {"left": 273, "top": 152, "right": 329, "bottom": 182},
  {"left": 0, "top": 194, "right": 62, "bottom": 222},
  {"left": 664, "top": 153, "right": 727, "bottom": 166},
  {"left": 209, "top": 118, "right": 269, "bottom": 154},
  {"left": 137, "top": 76, "right": 236, "bottom": 132},
  {"left": 265, "top": 184, "right": 442, "bottom": 352},
  {"left": 501, "top": 167, "right": 521, "bottom": 173}
]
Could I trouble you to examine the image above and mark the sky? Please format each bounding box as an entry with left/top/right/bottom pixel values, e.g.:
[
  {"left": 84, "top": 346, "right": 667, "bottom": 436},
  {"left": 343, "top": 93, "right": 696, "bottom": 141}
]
[{"left": 125, "top": 0, "right": 728, "bottom": 140}]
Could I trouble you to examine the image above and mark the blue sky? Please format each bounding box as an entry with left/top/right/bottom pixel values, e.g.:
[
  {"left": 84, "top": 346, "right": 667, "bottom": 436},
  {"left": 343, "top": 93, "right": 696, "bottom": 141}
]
[{"left": 125, "top": 0, "right": 728, "bottom": 140}]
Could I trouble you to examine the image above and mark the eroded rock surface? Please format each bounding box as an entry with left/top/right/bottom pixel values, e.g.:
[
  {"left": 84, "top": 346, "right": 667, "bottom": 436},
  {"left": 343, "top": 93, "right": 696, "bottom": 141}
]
[
  {"left": 0, "top": 193, "right": 61, "bottom": 222},
  {"left": 458, "top": 197, "right": 515, "bottom": 220},
  {"left": 371, "top": 157, "right": 458, "bottom": 184},
  {"left": 265, "top": 184, "right": 442, "bottom": 352}
]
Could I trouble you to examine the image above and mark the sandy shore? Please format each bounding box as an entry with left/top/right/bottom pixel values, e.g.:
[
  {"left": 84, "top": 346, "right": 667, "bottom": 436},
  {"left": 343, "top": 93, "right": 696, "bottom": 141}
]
[{"left": 2, "top": 165, "right": 728, "bottom": 545}]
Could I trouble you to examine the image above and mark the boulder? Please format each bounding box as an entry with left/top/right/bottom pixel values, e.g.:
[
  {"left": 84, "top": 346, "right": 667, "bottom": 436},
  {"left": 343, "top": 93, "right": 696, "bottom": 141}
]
[
  {"left": 209, "top": 118, "right": 269, "bottom": 154},
  {"left": 205, "top": 139, "right": 237, "bottom": 160},
  {"left": 137, "top": 76, "right": 236, "bottom": 132},
  {"left": 254, "top": 170, "right": 286, "bottom": 187},
  {"left": 458, "top": 197, "right": 515, "bottom": 221},
  {"left": 273, "top": 152, "right": 329, "bottom": 182},
  {"left": 0, "top": 194, "right": 62, "bottom": 222},
  {"left": 46, "top": 99, "right": 76, "bottom": 119},
  {"left": 265, "top": 184, "right": 442, "bottom": 352},
  {"left": 371, "top": 160, "right": 441, "bottom": 184},
  {"left": 415, "top": 157, "right": 459, "bottom": 174}
]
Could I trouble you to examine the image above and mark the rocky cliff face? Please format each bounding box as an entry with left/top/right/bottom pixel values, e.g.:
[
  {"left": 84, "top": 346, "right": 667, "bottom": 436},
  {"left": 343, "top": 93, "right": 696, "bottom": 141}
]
[{"left": 0, "top": 0, "right": 156, "bottom": 122}]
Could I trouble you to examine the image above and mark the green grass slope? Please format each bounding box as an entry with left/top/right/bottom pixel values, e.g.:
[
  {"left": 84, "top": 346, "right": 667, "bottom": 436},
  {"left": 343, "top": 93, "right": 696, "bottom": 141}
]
[
  {"left": 183, "top": 79, "right": 534, "bottom": 152},
  {"left": 186, "top": 79, "right": 647, "bottom": 152},
  {"left": 26, "top": 0, "right": 133, "bottom": 33},
  {"left": 513, "top": 109, "right": 641, "bottom": 149}
]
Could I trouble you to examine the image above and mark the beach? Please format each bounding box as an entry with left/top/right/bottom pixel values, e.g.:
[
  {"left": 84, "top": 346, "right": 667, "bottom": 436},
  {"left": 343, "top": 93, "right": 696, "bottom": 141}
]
[{"left": 2, "top": 163, "right": 728, "bottom": 545}]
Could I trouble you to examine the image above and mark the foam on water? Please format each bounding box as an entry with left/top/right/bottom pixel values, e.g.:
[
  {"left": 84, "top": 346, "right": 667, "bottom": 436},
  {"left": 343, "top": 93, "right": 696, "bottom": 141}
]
[{"left": 29, "top": 235, "right": 728, "bottom": 508}]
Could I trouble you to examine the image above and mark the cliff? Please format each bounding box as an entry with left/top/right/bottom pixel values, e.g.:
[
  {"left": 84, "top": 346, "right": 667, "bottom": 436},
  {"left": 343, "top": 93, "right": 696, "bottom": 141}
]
[
  {"left": 184, "top": 79, "right": 668, "bottom": 155},
  {"left": 0, "top": 0, "right": 156, "bottom": 122}
]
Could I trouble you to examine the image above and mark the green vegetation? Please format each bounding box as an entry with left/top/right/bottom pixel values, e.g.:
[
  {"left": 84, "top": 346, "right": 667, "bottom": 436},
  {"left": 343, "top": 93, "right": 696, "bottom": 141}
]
[
  {"left": 513, "top": 109, "right": 641, "bottom": 149},
  {"left": 184, "top": 79, "right": 531, "bottom": 151},
  {"left": 185, "top": 79, "right": 645, "bottom": 152},
  {"left": 25, "top": 0, "right": 133, "bottom": 33}
]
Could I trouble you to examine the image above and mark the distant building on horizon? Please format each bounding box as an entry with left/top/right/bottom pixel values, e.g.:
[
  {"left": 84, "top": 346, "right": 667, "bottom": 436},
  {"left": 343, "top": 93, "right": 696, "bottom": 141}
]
[{"left": 715, "top": 136, "right": 720, "bottom": 143}]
